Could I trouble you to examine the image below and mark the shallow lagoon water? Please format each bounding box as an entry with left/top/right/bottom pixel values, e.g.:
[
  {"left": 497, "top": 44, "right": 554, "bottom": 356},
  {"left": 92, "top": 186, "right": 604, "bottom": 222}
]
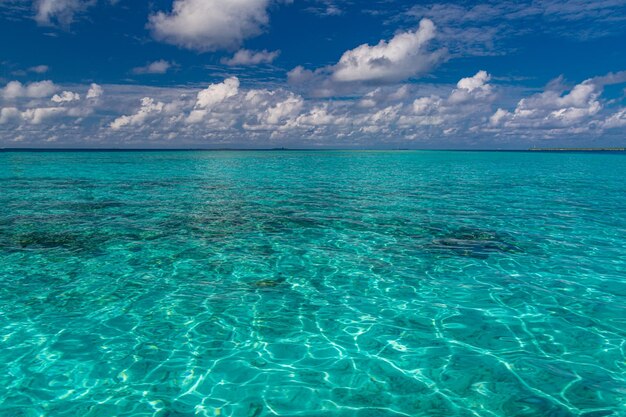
[{"left": 0, "top": 150, "right": 625, "bottom": 417}]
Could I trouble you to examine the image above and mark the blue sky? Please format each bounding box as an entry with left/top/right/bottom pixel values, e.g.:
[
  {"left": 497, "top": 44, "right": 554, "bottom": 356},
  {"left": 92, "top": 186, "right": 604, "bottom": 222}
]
[{"left": 1, "top": 0, "right": 625, "bottom": 148}]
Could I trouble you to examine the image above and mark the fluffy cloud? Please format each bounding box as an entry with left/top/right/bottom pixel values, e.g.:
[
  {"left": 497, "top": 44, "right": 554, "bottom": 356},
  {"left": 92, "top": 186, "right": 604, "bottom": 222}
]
[
  {"left": 0, "top": 107, "right": 21, "bottom": 124},
  {"left": 398, "top": 70, "right": 495, "bottom": 128},
  {"left": 132, "top": 60, "right": 174, "bottom": 75},
  {"left": 221, "top": 49, "right": 280, "bottom": 66},
  {"left": 2, "top": 71, "right": 625, "bottom": 147},
  {"left": 21, "top": 107, "right": 66, "bottom": 124},
  {"left": 0, "top": 82, "right": 102, "bottom": 128},
  {"left": 490, "top": 78, "right": 603, "bottom": 129},
  {"left": 0, "top": 106, "right": 67, "bottom": 125},
  {"left": 1, "top": 80, "right": 57, "bottom": 99},
  {"left": 148, "top": 0, "right": 273, "bottom": 52},
  {"left": 51, "top": 91, "right": 81, "bottom": 103},
  {"left": 448, "top": 70, "right": 493, "bottom": 103},
  {"left": 111, "top": 73, "right": 496, "bottom": 142},
  {"left": 86, "top": 83, "right": 103, "bottom": 99},
  {"left": 110, "top": 97, "right": 166, "bottom": 130},
  {"left": 287, "top": 19, "right": 445, "bottom": 97},
  {"left": 187, "top": 77, "right": 240, "bottom": 123},
  {"left": 332, "top": 19, "right": 445, "bottom": 82},
  {"left": 195, "top": 77, "right": 240, "bottom": 108},
  {"left": 256, "top": 93, "right": 304, "bottom": 125}
]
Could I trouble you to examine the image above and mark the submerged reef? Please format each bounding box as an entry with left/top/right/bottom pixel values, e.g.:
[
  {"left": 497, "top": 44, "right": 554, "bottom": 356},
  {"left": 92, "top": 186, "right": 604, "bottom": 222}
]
[{"left": 426, "top": 226, "right": 522, "bottom": 259}]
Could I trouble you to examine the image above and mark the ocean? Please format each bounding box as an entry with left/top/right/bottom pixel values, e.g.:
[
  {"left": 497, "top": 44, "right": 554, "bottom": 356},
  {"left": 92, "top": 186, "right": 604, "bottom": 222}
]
[{"left": 1, "top": 150, "right": 625, "bottom": 416}]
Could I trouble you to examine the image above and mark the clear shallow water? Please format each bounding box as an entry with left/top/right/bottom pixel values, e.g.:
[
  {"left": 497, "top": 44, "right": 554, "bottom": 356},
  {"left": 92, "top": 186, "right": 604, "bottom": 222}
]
[{"left": 0, "top": 150, "right": 625, "bottom": 417}]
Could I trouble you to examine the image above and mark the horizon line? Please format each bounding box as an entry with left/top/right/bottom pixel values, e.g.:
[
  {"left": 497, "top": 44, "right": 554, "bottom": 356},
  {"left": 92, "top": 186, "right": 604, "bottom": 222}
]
[{"left": 1, "top": 147, "right": 625, "bottom": 153}]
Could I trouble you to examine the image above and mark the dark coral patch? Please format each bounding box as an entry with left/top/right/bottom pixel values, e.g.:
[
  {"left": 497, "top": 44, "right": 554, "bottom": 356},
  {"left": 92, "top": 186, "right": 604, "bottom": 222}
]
[{"left": 426, "top": 226, "right": 522, "bottom": 259}]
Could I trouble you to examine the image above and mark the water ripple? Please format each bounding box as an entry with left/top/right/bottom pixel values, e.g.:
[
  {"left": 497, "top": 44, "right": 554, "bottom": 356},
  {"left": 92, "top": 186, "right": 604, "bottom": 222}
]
[{"left": 0, "top": 151, "right": 625, "bottom": 416}]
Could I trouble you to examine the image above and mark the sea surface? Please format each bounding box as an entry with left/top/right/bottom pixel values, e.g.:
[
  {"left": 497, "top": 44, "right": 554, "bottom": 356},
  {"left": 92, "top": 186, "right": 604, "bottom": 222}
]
[{"left": 0, "top": 150, "right": 625, "bottom": 417}]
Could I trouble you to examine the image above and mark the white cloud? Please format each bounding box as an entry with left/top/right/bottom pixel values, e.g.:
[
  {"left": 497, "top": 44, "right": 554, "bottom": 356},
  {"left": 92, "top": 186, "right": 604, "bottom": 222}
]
[
  {"left": 0, "top": 107, "right": 21, "bottom": 124},
  {"left": 0, "top": 82, "right": 103, "bottom": 128},
  {"left": 359, "top": 85, "right": 411, "bottom": 108},
  {"left": 132, "top": 60, "right": 174, "bottom": 75},
  {"left": 489, "top": 108, "right": 508, "bottom": 126},
  {"left": 221, "top": 49, "right": 280, "bottom": 66},
  {"left": 448, "top": 70, "right": 493, "bottom": 103},
  {"left": 409, "top": 70, "right": 495, "bottom": 118},
  {"left": 32, "top": 81, "right": 57, "bottom": 97},
  {"left": 2, "top": 72, "right": 625, "bottom": 147},
  {"left": 490, "top": 78, "right": 603, "bottom": 129},
  {"left": 0, "top": 105, "right": 66, "bottom": 124},
  {"left": 86, "top": 83, "right": 103, "bottom": 99},
  {"left": 51, "top": 91, "right": 81, "bottom": 103},
  {"left": 2, "top": 80, "right": 57, "bottom": 99},
  {"left": 602, "top": 108, "right": 626, "bottom": 128},
  {"left": 22, "top": 107, "right": 66, "bottom": 124},
  {"left": 289, "top": 105, "right": 348, "bottom": 127},
  {"left": 34, "top": 0, "right": 95, "bottom": 26},
  {"left": 287, "top": 66, "right": 315, "bottom": 84},
  {"left": 28, "top": 65, "right": 49, "bottom": 74},
  {"left": 601, "top": 108, "right": 626, "bottom": 129},
  {"left": 110, "top": 97, "right": 165, "bottom": 130},
  {"left": 456, "top": 70, "right": 491, "bottom": 92},
  {"left": 287, "top": 19, "right": 446, "bottom": 97},
  {"left": 195, "top": 77, "right": 240, "bottom": 109},
  {"left": 412, "top": 96, "right": 440, "bottom": 114},
  {"left": 187, "top": 77, "right": 240, "bottom": 123},
  {"left": 257, "top": 94, "right": 303, "bottom": 125},
  {"left": 148, "top": 0, "right": 273, "bottom": 52},
  {"left": 331, "top": 19, "right": 445, "bottom": 82}
]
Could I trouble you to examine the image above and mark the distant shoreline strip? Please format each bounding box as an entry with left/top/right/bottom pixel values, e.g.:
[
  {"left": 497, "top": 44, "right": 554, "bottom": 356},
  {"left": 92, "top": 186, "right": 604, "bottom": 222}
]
[
  {"left": 528, "top": 147, "right": 625, "bottom": 151},
  {"left": 0, "top": 148, "right": 624, "bottom": 153}
]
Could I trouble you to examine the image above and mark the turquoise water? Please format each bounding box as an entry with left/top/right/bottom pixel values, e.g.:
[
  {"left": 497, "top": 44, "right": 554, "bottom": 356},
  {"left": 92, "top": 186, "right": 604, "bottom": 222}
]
[{"left": 0, "top": 150, "right": 625, "bottom": 417}]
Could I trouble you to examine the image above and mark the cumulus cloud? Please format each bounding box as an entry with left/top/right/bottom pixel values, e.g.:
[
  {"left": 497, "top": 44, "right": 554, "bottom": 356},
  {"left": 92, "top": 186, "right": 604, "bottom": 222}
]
[
  {"left": 22, "top": 107, "right": 67, "bottom": 124},
  {"left": 257, "top": 93, "right": 303, "bottom": 125},
  {"left": 86, "top": 83, "right": 103, "bottom": 99},
  {"left": 34, "top": 0, "right": 95, "bottom": 26},
  {"left": 409, "top": 71, "right": 495, "bottom": 117},
  {"left": 484, "top": 72, "right": 626, "bottom": 140},
  {"left": 331, "top": 19, "right": 445, "bottom": 82},
  {"left": 132, "top": 60, "right": 174, "bottom": 75},
  {"left": 0, "top": 107, "right": 21, "bottom": 124},
  {"left": 110, "top": 97, "right": 166, "bottom": 130},
  {"left": 0, "top": 82, "right": 103, "bottom": 128},
  {"left": 288, "top": 105, "right": 349, "bottom": 128},
  {"left": 51, "top": 91, "right": 81, "bottom": 103},
  {"left": 148, "top": 0, "right": 273, "bottom": 52},
  {"left": 0, "top": 106, "right": 67, "bottom": 124},
  {"left": 2, "top": 71, "right": 625, "bottom": 147},
  {"left": 195, "top": 77, "right": 240, "bottom": 109},
  {"left": 287, "top": 19, "right": 445, "bottom": 96},
  {"left": 490, "top": 78, "right": 603, "bottom": 129},
  {"left": 381, "top": 70, "right": 498, "bottom": 132},
  {"left": 448, "top": 70, "right": 493, "bottom": 103},
  {"left": 221, "top": 49, "right": 280, "bottom": 66},
  {"left": 187, "top": 77, "right": 240, "bottom": 123},
  {"left": 1, "top": 80, "right": 57, "bottom": 99}
]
